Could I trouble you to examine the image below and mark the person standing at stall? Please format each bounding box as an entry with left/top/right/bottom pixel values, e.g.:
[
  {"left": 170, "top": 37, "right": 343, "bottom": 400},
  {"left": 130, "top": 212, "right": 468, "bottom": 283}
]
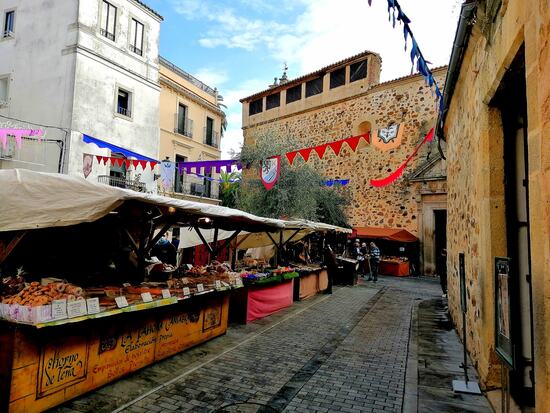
[
  {"left": 360, "top": 242, "right": 369, "bottom": 277},
  {"left": 323, "top": 244, "right": 337, "bottom": 294},
  {"left": 369, "top": 242, "right": 381, "bottom": 282}
]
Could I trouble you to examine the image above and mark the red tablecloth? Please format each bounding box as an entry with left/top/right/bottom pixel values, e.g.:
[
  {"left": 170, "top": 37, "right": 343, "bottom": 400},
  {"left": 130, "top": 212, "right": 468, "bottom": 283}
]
[
  {"left": 378, "top": 260, "right": 410, "bottom": 277},
  {"left": 247, "top": 279, "right": 294, "bottom": 323}
]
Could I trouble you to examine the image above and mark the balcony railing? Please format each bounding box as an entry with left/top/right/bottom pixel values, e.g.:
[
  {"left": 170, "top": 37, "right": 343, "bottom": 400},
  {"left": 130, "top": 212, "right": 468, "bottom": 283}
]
[
  {"left": 173, "top": 178, "right": 219, "bottom": 200},
  {"left": 203, "top": 128, "right": 220, "bottom": 148},
  {"left": 117, "top": 106, "right": 131, "bottom": 117},
  {"left": 130, "top": 44, "right": 142, "bottom": 56},
  {"left": 174, "top": 115, "right": 193, "bottom": 138},
  {"left": 100, "top": 28, "right": 115, "bottom": 41},
  {"left": 98, "top": 175, "right": 146, "bottom": 192},
  {"left": 159, "top": 56, "right": 217, "bottom": 97}
]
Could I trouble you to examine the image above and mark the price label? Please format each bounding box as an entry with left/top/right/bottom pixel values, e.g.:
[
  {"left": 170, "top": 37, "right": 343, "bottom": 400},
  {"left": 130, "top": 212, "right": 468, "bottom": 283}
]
[
  {"left": 141, "top": 292, "right": 153, "bottom": 303},
  {"left": 161, "top": 289, "right": 171, "bottom": 299},
  {"left": 235, "top": 277, "right": 244, "bottom": 287},
  {"left": 87, "top": 297, "right": 100, "bottom": 314},
  {"left": 67, "top": 300, "right": 87, "bottom": 318},
  {"left": 122, "top": 283, "right": 131, "bottom": 287},
  {"left": 197, "top": 283, "right": 205, "bottom": 293},
  {"left": 52, "top": 299, "right": 68, "bottom": 320},
  {"left": 115, "top": 296, "right": 129, "bottom": 308},
  {"left": 183, "top": 287, "right": 191, "bottom": 296},
  {"left": 33, "top": 305, "right": 52, "bottom": 323},
  {"left": 215, "top": 280, "right": 222, "bottom": 290}
]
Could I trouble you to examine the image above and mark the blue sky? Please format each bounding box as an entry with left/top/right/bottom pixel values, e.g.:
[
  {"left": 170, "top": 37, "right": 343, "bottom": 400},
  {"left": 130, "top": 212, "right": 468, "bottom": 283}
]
[{"left": 147, "top": 0, "right": 461, "bottom": 157}]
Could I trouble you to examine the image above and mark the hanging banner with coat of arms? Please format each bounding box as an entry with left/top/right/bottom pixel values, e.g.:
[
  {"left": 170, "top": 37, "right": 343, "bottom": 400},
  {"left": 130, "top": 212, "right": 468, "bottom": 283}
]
[{"left": 260, "top": 156, "right": 281, "bottom": 190}]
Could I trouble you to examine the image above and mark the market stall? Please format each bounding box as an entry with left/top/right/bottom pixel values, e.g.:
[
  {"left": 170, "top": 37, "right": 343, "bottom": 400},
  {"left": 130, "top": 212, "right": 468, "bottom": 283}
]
[
  {"left": 178, "top": 222, "right": 350, "bottom": 319},
  {"left": 350, "top": 226, "right": 418, "bottom": 277},
  {"left": 0, "top": 169, "right": 284, "bottom": 413},
  {"left": 229, "top": 267, "right": 299, "bottom": 323},
  {"left": 293, "top": 267, "right": 329, "bottom": 301}
]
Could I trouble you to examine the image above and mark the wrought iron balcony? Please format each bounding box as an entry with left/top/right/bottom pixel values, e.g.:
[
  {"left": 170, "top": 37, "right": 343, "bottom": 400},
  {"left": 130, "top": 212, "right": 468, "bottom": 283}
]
[
  {"left": 174, "top": 116, "right": 193, "bottom": 138},
  {"left": 98, "top": 175, "right": 146, "bottom": 192},
  {"left": 100, "top": 29, "right": 115, "bottom": 41},
  {"left": 203, "top": 128, "right": 220, "bottom": 149},
  {"left": 130, "top": 44, "right": 142, "bottom": 56}
]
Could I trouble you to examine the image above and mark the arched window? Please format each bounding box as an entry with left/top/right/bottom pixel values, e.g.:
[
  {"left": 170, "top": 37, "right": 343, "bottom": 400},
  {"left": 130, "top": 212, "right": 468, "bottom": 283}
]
[{"left": 357, "top": 121, "right": 372, "bottom": 136}]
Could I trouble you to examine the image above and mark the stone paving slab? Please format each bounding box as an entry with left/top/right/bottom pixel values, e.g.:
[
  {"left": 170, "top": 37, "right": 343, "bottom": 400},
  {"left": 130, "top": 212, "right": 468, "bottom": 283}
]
[{"left": 51, "top": 276, "right": 488, "bottom": 413}]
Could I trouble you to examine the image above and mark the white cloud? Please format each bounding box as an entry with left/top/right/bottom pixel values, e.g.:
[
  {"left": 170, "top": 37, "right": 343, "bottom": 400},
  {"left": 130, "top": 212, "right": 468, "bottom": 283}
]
[
  {"left": 192, "top": 68, "right": 229, "bottom": 88},
  {"left": 219, "top": 78, "right": 270, "bottom": 158},
  {"left": 173, "top": 0, "right": 459, "bottom": 82},
  {"left": 170, "top": 0, "right": 461, "bottom": 156}
]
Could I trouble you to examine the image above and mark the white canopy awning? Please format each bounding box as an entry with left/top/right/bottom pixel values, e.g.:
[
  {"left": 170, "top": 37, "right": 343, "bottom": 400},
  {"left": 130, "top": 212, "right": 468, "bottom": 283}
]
[
  {"left": 0, "top": 169, "right": 284, "bottom": 233},
  {"left": 178, "top": 219, "right": 351, "bottom": 250}
]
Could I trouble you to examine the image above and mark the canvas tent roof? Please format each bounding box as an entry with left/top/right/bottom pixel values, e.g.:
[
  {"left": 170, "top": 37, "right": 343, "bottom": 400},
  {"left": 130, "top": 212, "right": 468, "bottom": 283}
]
[
  {"left": 352, "top": 226, "right": 418, "bottom": 243},
  {"left": 0, "top": 169, "right": 284, "bottom": 233},
  {"left": 178, "top": 220, "right": 351, "bottom": 250}
]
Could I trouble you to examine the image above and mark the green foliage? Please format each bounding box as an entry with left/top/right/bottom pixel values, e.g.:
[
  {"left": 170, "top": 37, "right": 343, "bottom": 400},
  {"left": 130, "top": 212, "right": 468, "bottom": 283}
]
[
  {"left": 237, "top": 131, "right": 350, "bottom": 227},
  {"left": 219, "top": 171, "right": 240, "bottom": 208}
]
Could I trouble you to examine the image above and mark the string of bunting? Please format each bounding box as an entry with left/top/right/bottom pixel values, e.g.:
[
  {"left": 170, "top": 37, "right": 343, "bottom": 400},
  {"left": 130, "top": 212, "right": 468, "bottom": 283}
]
[
  {"left": 370, "top": 128, "right": 434, "bottom": 187},
  {"left": 0, "top": 128, "right": 44, "bottom": 150},
  {"left": 285, "top": 132, "right": 370, "bottom": 165},
  {"left": 323, "top": 179, "right": 350, "bottom": 187},
  {"left": 368, "top": 0, "right": 443, "bottom": 107}
]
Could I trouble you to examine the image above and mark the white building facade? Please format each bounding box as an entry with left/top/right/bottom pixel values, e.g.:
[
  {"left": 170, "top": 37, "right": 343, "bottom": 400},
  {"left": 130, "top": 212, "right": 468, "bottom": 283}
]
[{"left": 0, "top": 0, "right": 162, "bottom": 191}]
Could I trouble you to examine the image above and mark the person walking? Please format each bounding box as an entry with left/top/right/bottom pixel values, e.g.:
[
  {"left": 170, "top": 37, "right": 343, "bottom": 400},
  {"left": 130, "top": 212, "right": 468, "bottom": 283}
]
[
  {"left": 369, "top": 242, "right": 381, "bottom": 282},
  {"left": 438, "top": 248, "right": 448, "bottom": 297}
]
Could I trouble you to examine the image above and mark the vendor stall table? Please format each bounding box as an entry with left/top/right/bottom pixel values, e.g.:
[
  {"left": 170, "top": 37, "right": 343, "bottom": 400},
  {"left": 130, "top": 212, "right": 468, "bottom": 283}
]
[
  {"left": 335, "top": 257, "right": 359, "bottom": 285},
  {"left": 293, "top": 269, "right": 329, "bottom": 301},
  {"left": 379, "top": 259, "right": 410, "bottom": 277},
  {"left": 0, "top": 292, "right": 229, "bottom": 413},
  {"left": 230, "top": 278, "right": 296, "bottom": 324}
]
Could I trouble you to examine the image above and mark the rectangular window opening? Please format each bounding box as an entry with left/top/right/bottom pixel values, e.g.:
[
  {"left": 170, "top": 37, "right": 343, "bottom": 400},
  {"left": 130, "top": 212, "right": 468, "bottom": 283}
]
[
  {"left": 266, "top": 93, "right": 280, "bottom": 110},
  {"left": 130, "top": 18, "right": 144, "bottom": 56},
  {"left": 249, "top": 98, "right": 263, "bottom": 116},
  {"left": 330, "top": 68, "right": 346, "bottom": 89},
  {"left": 3, "top": 10, "right": 14, "bottom": 37},
  {"left": 305, "top": 77, "right": 323, "bottom": 98},
  {"left": 176, "top": 103, "right": 193, "bottom": 137},
  {"left": 0, "top": 77, "right": 8, "bottom": 104},
  {"left": 205, "top": 117, "right": 215, "bottom": 146},
  {"left": 174, "top": 154, "right": 187, "bottom": 193},
  {"left": 350, "top": 60, "right": 368, "bottom": 82},
  {"left": 117, "top": 88, "right": 131, "bottom": 117},
  {"left": 101, "top": 1, "right": 117, "bottom": 41},
  {"left": 286, "top": 84, "right": 302, "bottom": 104}
]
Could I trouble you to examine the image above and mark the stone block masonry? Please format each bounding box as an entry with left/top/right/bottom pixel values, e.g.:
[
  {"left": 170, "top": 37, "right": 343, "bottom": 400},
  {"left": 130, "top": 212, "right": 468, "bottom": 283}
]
[{"left": 243, "top": 68, "right": 448, "bottom": 235}]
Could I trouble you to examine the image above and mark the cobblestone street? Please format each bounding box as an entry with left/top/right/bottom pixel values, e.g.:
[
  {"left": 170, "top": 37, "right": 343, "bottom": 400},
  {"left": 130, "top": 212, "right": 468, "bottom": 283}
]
[{"left": 53, "top": 277, "right": 491, "bottom": 413}]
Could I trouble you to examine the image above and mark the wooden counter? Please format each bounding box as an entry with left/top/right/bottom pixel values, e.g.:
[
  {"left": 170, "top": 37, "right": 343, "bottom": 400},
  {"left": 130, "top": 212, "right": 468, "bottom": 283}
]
[{"left": 0, "top": 293, "right": 229, "bottom": 413}]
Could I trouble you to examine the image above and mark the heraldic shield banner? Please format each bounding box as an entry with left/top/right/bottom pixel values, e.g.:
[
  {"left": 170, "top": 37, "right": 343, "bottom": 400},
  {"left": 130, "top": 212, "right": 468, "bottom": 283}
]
[{"left": 260, "top": 156, "right": 281, "bottom": 190}]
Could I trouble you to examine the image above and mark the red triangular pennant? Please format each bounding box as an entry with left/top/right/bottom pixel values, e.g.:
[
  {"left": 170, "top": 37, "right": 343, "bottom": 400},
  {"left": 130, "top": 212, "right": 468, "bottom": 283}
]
[
  {"left": 328, "top": 140, "right": 344, "bottom": 156},
  {"left": 112, "top": 158, "right": 123, "bottom": 167},
  {"left": 362, "top": 132, "right": 371, "bottom": 144},
  {"left": 102, "top": 156, "right": 110, "bottom": 165},
  {"left": 298, "top": 148, "right": 313, "bottom": 162},
  {"left": 139, "top": 160, "right": 148, "bottom": 169},
  {"left": 96, "top": 155, "right": 102, "bottom": 164},
  {"left": 149, "top": 161, "right": 157, "bottom": 169},
  {"left": 314, "top": 144, "right": 328, "bottom": 159},
  {"left": 124, "top": 159, "right": 131, "bottom": 169},
  {"left": 286, "top": 151, "right": 298, "bottom": 166},
  {"left": 346, "top": 136, "right": 361, "bottom": 152},
  {"left": 132, "top": 160, "right": 139, "bottom": 168}
]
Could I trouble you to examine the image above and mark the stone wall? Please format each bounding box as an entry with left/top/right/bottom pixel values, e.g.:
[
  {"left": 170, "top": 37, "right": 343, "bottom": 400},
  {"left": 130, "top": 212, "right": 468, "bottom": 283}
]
[
  {"left": 243, "top": 68, "right": 447, "bottom": 241},
  {"left": 445, "top": 1, "right": 550, "bottom": 409}
]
